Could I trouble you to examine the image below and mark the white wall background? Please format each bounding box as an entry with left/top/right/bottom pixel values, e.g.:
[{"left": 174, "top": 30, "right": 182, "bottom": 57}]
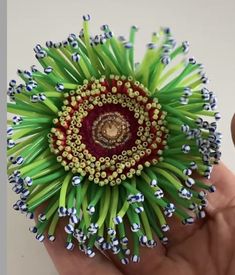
[{"left": 8, "top": 0, "right": 235, "bottom": 274}]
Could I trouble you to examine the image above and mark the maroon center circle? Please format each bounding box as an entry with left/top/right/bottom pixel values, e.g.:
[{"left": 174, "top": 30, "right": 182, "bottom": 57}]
[{"left": 79, "top": 103, "right": 139, "bottom": 158}]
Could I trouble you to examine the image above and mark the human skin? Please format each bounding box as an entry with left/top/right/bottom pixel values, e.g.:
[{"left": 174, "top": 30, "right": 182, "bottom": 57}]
[{"left": 35, "top": 115, "right": 235, "bottom": 275}]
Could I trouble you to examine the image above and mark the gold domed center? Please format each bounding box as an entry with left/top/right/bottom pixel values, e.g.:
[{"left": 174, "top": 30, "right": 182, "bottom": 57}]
[
  {"left": 92, "top": 112, "right": 131, "bottom": 149},
  {"left": 102, "top": 121, "right": 119, "bottom": 139}
]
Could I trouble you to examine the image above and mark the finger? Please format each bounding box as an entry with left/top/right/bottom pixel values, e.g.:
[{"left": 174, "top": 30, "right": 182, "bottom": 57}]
[
  {"left": 34, "top": 207, "right": 122, "bottom": 275},
  {"left": 159, "top": 162, "right": 235, "bottom": 246},
  {"left": 44, "top": 220, "right": 122, "bottom": 275},
  {"left": 163, "top": 215, "right": 204, "bottom": 247},
  {"left": 105, "top": 229, "right": 166, "bottom": 275},
  {"left": 165, "top": 162, "right": 235, "bottom": 246},
  {"left": 197, "top": 113, "right": 235, "bottom": 215},
  {"left": 203, "top": 163, "right": 235, "bottom": 215},
  {"left": 231, "top": 113, "right": 235, "bottom": 146},
  {"left": 106, "top": 245, "right": 166, "bottom": 275},
  {"left": 168, "top": 205, "right": 235, "bottom": 275}
]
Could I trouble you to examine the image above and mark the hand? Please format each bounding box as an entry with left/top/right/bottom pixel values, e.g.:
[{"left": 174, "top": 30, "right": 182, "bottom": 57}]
[{"left": 36, "top": 115, "right": 235, "bottom": 275}]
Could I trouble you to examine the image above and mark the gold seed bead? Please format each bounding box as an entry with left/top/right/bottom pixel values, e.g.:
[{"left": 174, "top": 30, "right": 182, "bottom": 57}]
[
  {"left": 95, "top": 172, "right": 100, "bottom": 178},
  {"left": 76, "top": 166, "right": 84, "bottom": 174},
  {"left": 156, "top": 131, "right": 163, "bottom": 137},
  {"left": 90, "top": 163, "right": 95, "bottom": 168},
  {"left": 153, "top": 97, "right": 158, "bottom": 103},
  {"left": 116, "top": 163, "right": 125, "bottom": 169},
  {"left": 110, "top": 165, "right": 115, "bottom": 171},
  {"left": 116, "top": 178, "right": 122, "bottom": 184},
  {"left": 61, "top": 160, "right": 67, "bottom": 166},
  {"left": 75, "top": 163, "right": 80, "bottom": 168},
  {"left": 107, "top": 175, "right": 113, "bottom": 182},
  {"left": 156, "top": 103, "right": 161, "bottom": 109},
  {"left": 105, "top": 162, "right": 111, "bottom": 168},
  {"left": 131, "top": 146, "right": 137, "bottom": 152},
  {"left": 121, "top": 150, "right": 127, "bottom": 156},
  {"left": 72, "top": 167, "right": 77, "bottom": 173},
  {"left": 99, "top": 157, "right": 105, "bottom": 163},
  {"left": 142, "top": 97, "right": 148, "bottom": 103},
  {"left": 81, "top": 170, "right": 86, "bottom": 177},
  {"left": 135, "top": 139, "right": 141, "bottom": 145},
  {"left": 127, "top": 172, "right": 133, "bottom": 178},
  {"left": 80, "top": 162, "right": 86, "bottom": 169},
  {"left": 77, "top": 152, "right": 83, "bottom": 159},
  {"left": 90, "top": 156, "right": 96, "bottom": 162},
  {"left": 137, "top": 144, "right": 143, "bottom": 151},
  {"left": 100, "top": 171, "right": 106, "bottom": 178},
  {"left": 120, "top": 174, "right": 126, "bottom": 180},
  {"left": 88, "top": 175, "right": 94, "bottom": 181},
  {"left": 124, "top": 82, "right": 130, "bottom": 89},
  {"left": 110, "top": 180, "right": 115, "bottom": 186},
  {"left": 63, "top": 99, "right": 69, "bottom": 106},
  {"left": 56, "top": 140, "right": 62, "bottom": 146},
  {"left": 95, "top": 161, "right": 101, "bottom": 167},
  {"left": 100, "top": 86, "right": 106, "bottom": 92},
  {"left": 138, "top": 119, "right": 144, "bottom": 125},
  {"left": 72, "top": 157, "right": 78, "bottom": 163},
  {"left": 144, "top": 131, "right": 150, "bottom": 137},
  {"left": 130, "top": 168, "right": 136, "bottom": 174},
  {"left": 156, "top": 137, "right": 162, "bottom": 143},
  {"left": 86, "top": 160, "right": 92, "bottom": 166},
  {"left": 117, "top": 168, "right": 123, "bottom": 174},
  {"left": 62, "top": 151, "right": 68, "bottom": 157},
  {"left": 117, "top": 80, "right": 122, "bottom": 86},
  {"left": 66, "top": 106, "right": 72, "bottom": 112},
  {"left": 113, "top": 75, "right": 119, "bottom": 80},
  {"left": 134, "top": 113, "right": 140, "bottom": 119},
  {"left": 111, "top": 171, "right": 117, "bottom": 178},
  {"left": 136, "top": 169, "right": 142, "bottom": 176},
  {"left": 117, "top": 155, "right": 124, "bottom": 161},
  {"left": 144, "top": 161, "right": 151, "bottom": 167},
  {"left": 137, "top": 131, "right": 142, "bottom": 137},
  {"left": 64, "top": 166, "right": 70, "bottom": 171},
  {"left": 123, "top": 156, "right": 128, "bottom": 161},
  {"left": 129, "top": 92, "right": 134, "bottom": 98},
  {"left": 109, "top": 159, "right": 115, "bottom": 165},
  {"left": 68, "top": 162, "right": 74, "bottom": 168},
  {"left": 140, "top": 136, "right": 147, "bottom": 141},
  {"left": 126, "top": 150, "right": 133, "bottom": 156},
  {"left": 152, "top": 159, "right": 158, "bottom": 165},
  {"left": 103, "top": 179, "right": 108, "bottom": 185}
]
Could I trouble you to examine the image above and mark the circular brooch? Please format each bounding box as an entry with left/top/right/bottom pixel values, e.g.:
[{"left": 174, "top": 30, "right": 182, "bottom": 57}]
[{"left": 7, "top": 15, "right": 221, "bottom": 264}]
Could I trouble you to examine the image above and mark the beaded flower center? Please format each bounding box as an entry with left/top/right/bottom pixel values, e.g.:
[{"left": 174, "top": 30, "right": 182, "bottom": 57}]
[{"left": 49, "top": 75, "right": 168, "bottom": 186}]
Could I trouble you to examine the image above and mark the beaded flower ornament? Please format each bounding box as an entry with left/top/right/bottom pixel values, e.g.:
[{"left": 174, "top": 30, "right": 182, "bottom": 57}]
[{"left": 7, "top": 15, "right": 221, "bottom": 264}]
